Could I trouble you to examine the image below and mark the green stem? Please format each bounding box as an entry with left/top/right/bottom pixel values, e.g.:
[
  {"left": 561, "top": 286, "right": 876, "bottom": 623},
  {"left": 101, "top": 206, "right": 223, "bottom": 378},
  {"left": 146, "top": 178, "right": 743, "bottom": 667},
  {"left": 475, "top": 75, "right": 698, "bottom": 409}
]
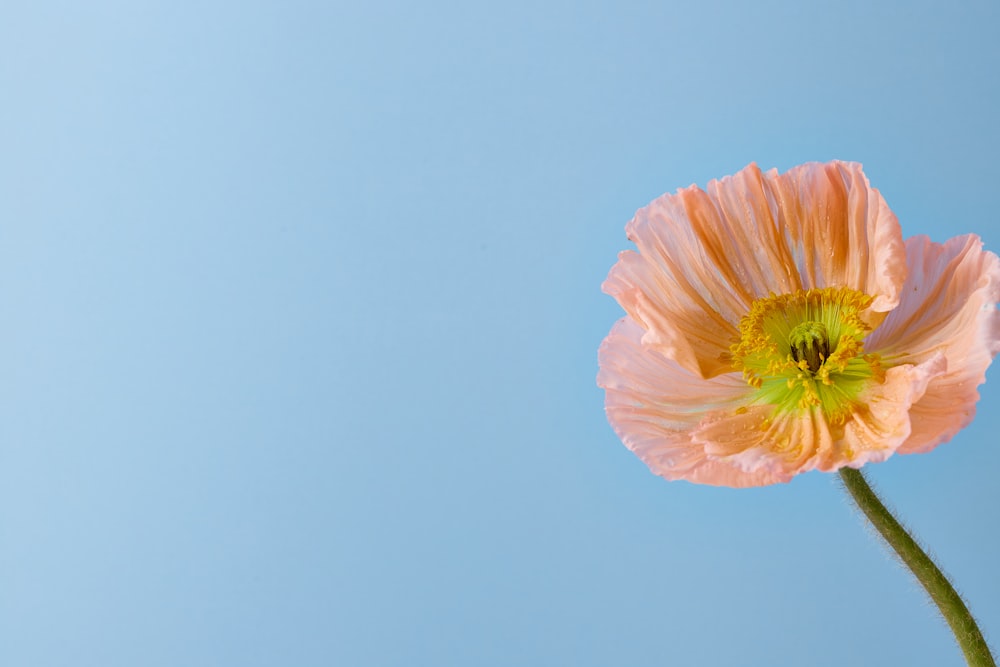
[{"left": 839, "top": 467, "right": 996, "bottom": 667}]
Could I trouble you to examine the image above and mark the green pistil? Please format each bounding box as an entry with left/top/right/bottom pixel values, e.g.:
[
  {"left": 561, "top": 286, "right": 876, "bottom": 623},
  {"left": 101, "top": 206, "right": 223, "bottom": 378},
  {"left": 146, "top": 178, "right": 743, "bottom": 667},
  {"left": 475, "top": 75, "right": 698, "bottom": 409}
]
[{"left": 788, "top": 321, "right": 830, "bottom": 373}]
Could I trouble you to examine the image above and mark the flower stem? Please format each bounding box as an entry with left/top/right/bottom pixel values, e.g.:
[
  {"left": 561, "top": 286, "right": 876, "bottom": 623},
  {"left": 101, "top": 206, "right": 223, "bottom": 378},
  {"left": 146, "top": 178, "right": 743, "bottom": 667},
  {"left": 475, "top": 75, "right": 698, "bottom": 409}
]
[{"left": 838, "top": 467, "right": 996, "bottom": 667}]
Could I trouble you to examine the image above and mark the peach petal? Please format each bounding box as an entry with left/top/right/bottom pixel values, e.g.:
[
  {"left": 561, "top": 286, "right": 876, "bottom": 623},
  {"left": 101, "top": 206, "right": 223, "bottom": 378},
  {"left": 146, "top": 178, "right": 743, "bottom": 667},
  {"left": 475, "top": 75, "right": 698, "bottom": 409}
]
[
  {"left": 768, "top": 162, "right": 907, "bottom": 312},
  {"left": 687, "top": 354, "right": 945, "bottom": 478},
  {"left": 866, "top": 235, "right": 1000, "bottom": 454},
  {"left": 602, "top": 162, "right": 906, "bottom": 379},
  {"left": 597, "top": 318, "right": 783, "bottom": 487},
  {"left": 603, "top": 254, "right": 736, "bottom": 378},
  {"left": 693, "top": 406, "right": 834, "bottom": 481},
  {"left": 838, "top": 353, "right": 947, "bottom": 466}
]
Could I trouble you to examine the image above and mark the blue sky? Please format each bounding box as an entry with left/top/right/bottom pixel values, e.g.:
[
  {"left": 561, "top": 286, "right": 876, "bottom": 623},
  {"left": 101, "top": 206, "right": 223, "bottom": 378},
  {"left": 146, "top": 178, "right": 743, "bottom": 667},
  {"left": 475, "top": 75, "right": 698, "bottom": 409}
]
[{"left": 1, "top": 1, "right": 999, "bottom": 665}]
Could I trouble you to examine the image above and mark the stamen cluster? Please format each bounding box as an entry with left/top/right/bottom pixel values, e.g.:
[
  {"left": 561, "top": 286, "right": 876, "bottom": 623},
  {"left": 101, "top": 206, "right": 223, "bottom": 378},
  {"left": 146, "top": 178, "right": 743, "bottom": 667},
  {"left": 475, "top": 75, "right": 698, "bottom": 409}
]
[{"left": 729, "top": 287, "right": 885, "bottom": 424}]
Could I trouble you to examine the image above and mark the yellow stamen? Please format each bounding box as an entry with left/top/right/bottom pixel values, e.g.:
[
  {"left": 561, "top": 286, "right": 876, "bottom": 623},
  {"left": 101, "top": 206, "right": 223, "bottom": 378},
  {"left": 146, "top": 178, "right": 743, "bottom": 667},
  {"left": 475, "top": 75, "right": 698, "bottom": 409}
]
[{"left": 728, "top": 287, "right": 884, "bottom": 421}]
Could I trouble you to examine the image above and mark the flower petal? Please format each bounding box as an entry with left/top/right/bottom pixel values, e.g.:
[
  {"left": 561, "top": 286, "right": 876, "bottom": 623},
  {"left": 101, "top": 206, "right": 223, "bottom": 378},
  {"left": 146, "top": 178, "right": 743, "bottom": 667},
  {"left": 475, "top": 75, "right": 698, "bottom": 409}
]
[
  {"left": 838, "top": 353, "right": 947, "bottom": 465},
  {"left": 602, "top": 162, "right": 906, "bottom": 378},
  {"left": 597, "top": 317, "right": 783, "bottom": 487},
  {"left": 693, "top": 406, "right": 834, "bottom": 482},
  {"left": 866, "top": 235, "right": 1000, "bottom": 453},
  {"left": 767, "top": 161, "right": 907, "bottom": 312},
  {"left": 689, "top": 354, "right": 946, "bottom": 478}
]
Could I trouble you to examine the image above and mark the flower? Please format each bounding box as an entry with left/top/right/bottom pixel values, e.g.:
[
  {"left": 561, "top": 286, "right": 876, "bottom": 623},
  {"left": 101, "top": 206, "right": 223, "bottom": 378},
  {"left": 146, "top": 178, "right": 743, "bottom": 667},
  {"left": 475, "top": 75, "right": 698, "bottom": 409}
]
[{"left": 597, "top": 161, "right": 1000, "bottom": 487}]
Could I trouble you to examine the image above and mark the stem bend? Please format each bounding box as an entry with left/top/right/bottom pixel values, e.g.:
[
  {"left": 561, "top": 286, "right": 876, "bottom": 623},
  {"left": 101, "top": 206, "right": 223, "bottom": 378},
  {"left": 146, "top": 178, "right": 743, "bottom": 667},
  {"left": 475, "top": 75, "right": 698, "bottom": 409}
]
[{"left": 838, "top": 467, "right": 995, "bottom": 667}]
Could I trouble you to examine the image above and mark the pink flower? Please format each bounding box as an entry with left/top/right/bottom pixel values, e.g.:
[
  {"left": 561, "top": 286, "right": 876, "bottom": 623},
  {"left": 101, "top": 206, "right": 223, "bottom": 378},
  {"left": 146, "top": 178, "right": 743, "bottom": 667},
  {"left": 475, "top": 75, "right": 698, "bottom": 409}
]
[{"left": 597, "top": 161, "right": 1000, "bottom": 487}]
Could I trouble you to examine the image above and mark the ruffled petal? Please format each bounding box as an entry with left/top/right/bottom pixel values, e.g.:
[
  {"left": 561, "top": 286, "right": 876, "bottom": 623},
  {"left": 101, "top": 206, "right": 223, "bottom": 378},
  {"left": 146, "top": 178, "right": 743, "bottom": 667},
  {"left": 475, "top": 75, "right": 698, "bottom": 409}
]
[
  {"left": 838, "top": 353, "right": 947, "bottom": 464},
  {"left": 866, "top": 235, "right": 1000, "bottom": 453},
  {"left": 688, "top": 354, "right": 946, "bottom": 479},
  {"left": 602, "top": 161, "right": 906, "bottom": 378},
  {"left": 767, "top": 161, "right": 907, "bottom": 312},
  {"left": 597, "top": 318, "right": 783, "bottom": 487},
  {"left": 693, "top": 406, "right": 834, "bottom": 483}
]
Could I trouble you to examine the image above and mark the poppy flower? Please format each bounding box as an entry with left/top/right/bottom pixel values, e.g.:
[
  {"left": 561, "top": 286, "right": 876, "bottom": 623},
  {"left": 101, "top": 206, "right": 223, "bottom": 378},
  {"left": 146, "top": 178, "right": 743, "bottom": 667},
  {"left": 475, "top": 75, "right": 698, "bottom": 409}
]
[{"left": 597, "top": 161, "right": 1000, "bottom": 486}]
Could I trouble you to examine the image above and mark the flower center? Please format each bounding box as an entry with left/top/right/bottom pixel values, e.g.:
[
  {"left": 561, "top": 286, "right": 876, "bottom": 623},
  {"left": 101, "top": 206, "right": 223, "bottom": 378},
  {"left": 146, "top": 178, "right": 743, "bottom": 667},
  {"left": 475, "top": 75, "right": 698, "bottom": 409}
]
[
  {"left": 788, "top": 321, "right": 829, "bottom": 373},
  {"left": 729, "top": 287, "right": 885, "bottom": 423}
]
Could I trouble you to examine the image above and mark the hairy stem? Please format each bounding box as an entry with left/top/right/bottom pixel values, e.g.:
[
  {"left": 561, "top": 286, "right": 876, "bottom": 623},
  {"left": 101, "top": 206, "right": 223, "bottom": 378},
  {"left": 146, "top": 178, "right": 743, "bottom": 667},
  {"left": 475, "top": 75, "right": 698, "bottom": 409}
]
[{"left": 838, "top": 467, "right": 995, "bottom": 667}]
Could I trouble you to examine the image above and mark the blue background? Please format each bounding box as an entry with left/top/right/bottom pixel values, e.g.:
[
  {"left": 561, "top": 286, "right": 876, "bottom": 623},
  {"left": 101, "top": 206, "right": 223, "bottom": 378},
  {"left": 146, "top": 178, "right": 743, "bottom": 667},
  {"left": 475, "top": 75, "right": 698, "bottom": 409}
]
[{"left": 1, "top": 1, "right": 998, "bottom": 665}]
